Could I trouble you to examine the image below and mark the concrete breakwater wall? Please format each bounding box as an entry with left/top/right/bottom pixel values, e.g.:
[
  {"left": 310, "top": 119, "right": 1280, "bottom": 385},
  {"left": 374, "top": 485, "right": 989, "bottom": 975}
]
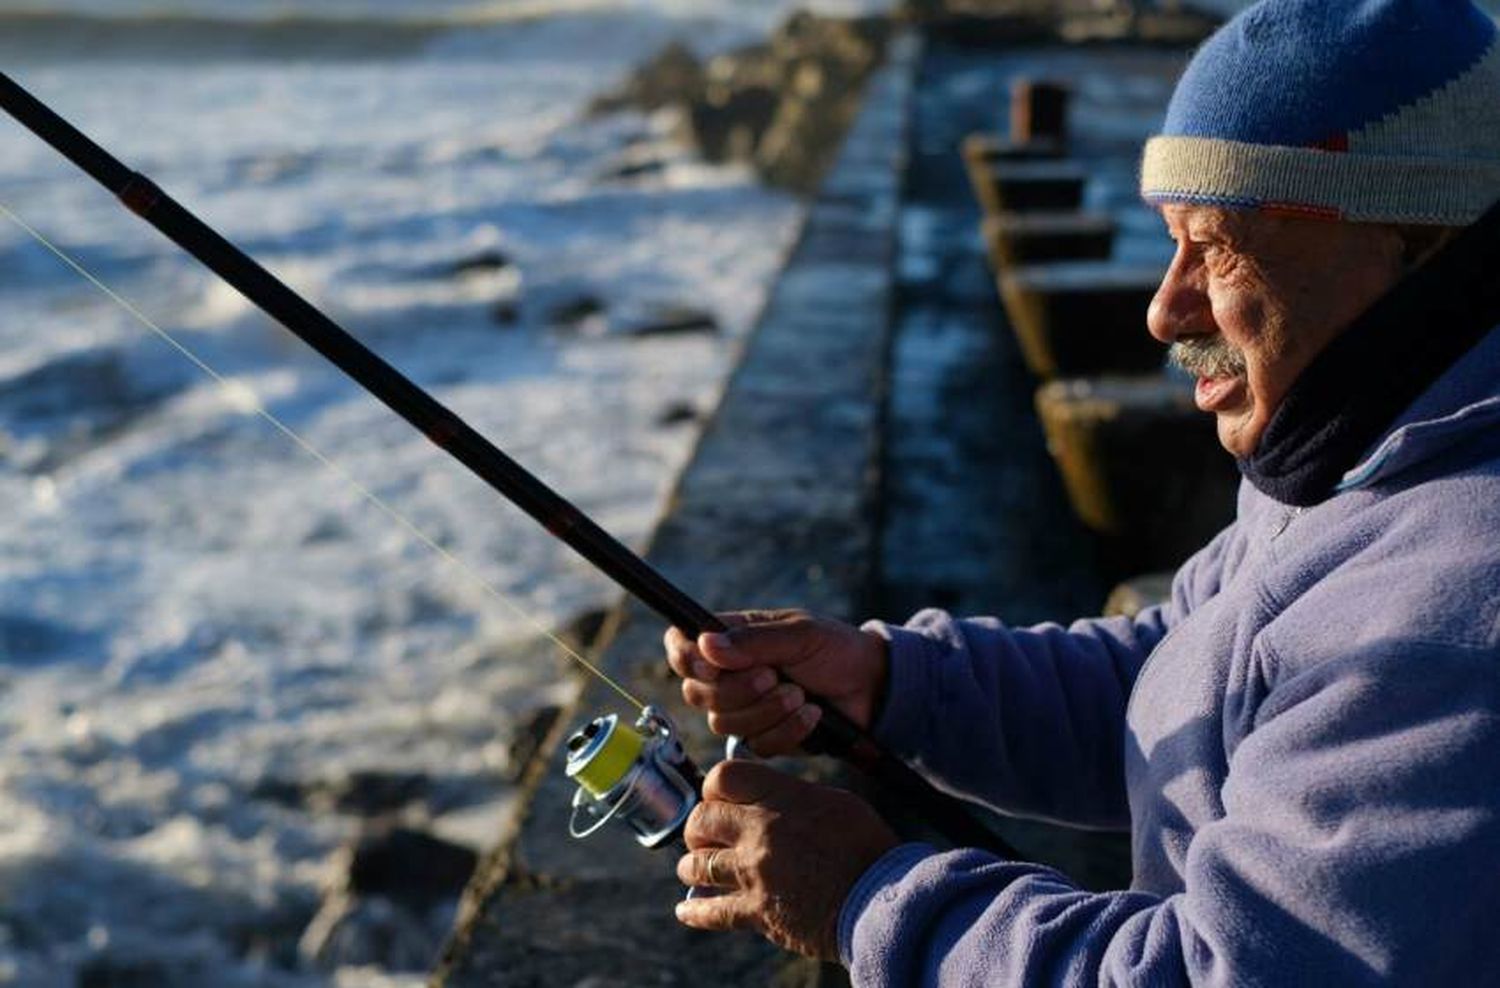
[{"left": 434, "top": 33, "right": 921, "bottom": 988}]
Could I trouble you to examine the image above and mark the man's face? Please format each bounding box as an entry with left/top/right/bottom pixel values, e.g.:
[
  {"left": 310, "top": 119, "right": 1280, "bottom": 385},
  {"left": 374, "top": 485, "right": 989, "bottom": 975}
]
[{"left": 1148, "top": 205, "right": 1406, "bottom": 458}]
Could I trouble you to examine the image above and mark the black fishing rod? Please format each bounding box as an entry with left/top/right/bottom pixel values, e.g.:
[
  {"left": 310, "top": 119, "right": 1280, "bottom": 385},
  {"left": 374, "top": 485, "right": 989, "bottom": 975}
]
[{"left": 0, "top": 71, "right": 1014, "bottom": 856}]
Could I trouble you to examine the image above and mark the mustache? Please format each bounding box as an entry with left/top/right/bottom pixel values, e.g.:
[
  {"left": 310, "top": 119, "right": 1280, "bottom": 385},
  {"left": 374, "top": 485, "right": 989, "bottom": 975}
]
[{"left": 1169, "top": 336, "right": 1248, "bottom": 379}]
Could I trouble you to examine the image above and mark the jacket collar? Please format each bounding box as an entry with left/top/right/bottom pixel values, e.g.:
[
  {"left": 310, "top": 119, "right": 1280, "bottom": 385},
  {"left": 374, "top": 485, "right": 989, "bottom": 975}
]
[{"left": 1339, "top": 323, "right": 1500, "bottom": 492}]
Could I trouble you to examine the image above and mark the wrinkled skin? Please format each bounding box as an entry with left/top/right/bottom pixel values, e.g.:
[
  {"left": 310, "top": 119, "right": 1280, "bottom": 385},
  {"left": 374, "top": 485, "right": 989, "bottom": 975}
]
[
  {"left": 674, "top": 760, "right": 898, "bottom": 960},
  {"left": 1150, "top": 205, "right": 1407, "bottom": 457}
]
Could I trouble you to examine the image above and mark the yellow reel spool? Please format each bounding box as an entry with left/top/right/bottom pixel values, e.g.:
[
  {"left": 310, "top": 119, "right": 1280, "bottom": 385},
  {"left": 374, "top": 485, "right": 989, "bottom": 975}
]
[{"left": 566, "top": 714, "right": 645, "bottom": 798}]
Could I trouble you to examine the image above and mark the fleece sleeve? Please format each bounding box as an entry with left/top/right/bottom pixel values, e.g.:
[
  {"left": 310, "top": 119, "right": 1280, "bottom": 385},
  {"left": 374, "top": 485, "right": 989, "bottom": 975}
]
[
  {"left": 839, "top": 641, "right": 1500, "bottom": 986},
  {"left": 860, "top": 523, "right": 1236, "bottom": 828}
]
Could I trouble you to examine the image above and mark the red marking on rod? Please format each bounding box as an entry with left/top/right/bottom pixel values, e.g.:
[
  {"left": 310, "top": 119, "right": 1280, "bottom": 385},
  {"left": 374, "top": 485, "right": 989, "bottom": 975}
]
[
  {"left": 424, "top": 418, "right": 460, "bottom": 448},
  {"left": 119, "top": 174, "right": 162, "bottom": 217},
  {"left": 545, "top": 513, "right": 579, "bottom": 538}
]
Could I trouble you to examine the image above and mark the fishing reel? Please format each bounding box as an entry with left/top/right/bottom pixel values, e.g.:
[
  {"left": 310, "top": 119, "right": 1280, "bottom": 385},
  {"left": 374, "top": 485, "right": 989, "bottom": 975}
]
[{"left": 566, "top": 706, "right": 702, "bottom": 850}]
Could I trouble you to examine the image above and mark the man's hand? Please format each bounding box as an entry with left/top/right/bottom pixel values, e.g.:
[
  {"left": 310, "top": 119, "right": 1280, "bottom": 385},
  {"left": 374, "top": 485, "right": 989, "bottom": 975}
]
[
  {"left": 663, "top": 610, "right": 889, "bottom": 756},
  {"left": 674, "top": 760, "right": 899, "bottom": 960}
]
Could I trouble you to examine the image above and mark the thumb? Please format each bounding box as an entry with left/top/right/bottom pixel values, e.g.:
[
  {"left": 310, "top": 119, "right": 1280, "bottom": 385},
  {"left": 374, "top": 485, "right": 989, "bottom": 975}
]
[{"left": 703, "top": 759, "right": 804, "bottom": 806}]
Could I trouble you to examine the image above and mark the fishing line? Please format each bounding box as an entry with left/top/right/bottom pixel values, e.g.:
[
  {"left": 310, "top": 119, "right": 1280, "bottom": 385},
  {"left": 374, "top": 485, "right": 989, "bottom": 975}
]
[{"left": 0, "top": 196, "right": 647, "bottom": 713}]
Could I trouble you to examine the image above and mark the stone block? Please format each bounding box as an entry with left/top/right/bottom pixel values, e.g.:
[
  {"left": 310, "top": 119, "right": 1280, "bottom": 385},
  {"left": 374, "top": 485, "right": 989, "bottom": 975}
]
[
  {"left": 1035, "top": 374, "right": 1240, "bottom": 577},
  {"left": 998, "top": 261, "right": 1166, "bottom": 378},
  {"left": 982, "top": 210, "right": 1115, "bottom": 268},
  {"left": 968, "top": 159, "right": 1087, "bottom": 216}
]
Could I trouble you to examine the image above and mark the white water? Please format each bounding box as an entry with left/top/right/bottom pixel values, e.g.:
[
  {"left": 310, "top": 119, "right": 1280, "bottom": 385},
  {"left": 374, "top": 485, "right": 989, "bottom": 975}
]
[{"left": 0, "top": 2, "right": 888, "bottom": 984}]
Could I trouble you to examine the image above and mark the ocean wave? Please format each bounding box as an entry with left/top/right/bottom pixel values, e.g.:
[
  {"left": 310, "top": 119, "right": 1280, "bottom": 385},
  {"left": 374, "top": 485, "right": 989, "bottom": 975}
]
[{"left": 0, "top": 1, "right": 632, "bottom": 59}]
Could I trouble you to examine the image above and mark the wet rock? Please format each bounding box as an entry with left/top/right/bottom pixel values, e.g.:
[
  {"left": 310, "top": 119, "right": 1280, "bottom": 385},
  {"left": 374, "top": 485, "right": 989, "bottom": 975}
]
[
  {"left": 654, "top": 402, "right": 700, "bottom": 428},
  {"left": 590, "top": 41, "right": 704, "bottom": 116},
  {"left": 299, "top": 891, "right": 445, "bottom": 973},
  {"left": 490, "top": 301, "right": 520, "bottom": 326},
  {"left": 344, "top": 825, "right": 477, "bottom": 903},
  {"left": 683, "top": 83, "right": 781, "bottom": 164},
  {"left": 558, "top": 607, "right": 610, "bottom": 652},
  {"left": 592, "top": 12, "right": 890, "bottom": 193},
  {"left": 444, "top": 249, "right": 514, "bottom": 278},
  {"left": 619, "top": 305, "right": 719, "bottom": 338},
  {"left": 598, "top": 152, "right": 670, "bottom": 183},
  {"left": 251, "top": 770, "right": 432, "bottom": 816},
  {"left": 0, "top": 349, "right": 184, "bottom": 467},
  {"left": 326, "top": 771, "right": 432, "bottom": 817},
  {"left": 301, "top": 823, "right": 478, "bottom": 971},
  {"left": 504, "top": 705, "right": 563, "bottom": 784},
  {"left": 75, "top": 955, "right": 171, "bottom": 988},
  {"left": 545, "top": 295, "right": 607, "bottom": 333}
]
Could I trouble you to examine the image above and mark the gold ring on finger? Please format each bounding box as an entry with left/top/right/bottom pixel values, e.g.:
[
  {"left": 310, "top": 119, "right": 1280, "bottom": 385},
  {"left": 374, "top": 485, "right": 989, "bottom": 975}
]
[{"left": 706, "top": 849, "right": 725, "bottom": 886}]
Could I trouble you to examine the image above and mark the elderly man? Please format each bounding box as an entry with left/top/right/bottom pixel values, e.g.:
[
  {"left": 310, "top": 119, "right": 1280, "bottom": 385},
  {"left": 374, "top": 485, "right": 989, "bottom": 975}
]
[{"left": 665, "top": 0, "right": 1500, "bottom": 983}]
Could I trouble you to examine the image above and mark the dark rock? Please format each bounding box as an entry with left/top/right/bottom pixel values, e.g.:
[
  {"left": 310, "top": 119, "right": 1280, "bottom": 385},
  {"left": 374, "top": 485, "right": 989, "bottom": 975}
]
[
  {"left": 249, "top": 775, "right": 306, "bottom": 808},
  {"left": 545, "top": 295, "right": 606, "bottom": 332},
  {"left": 654, "top": 402, "right": 700, "bottom": 427},
  {"left": 621, "top": 305, "right": 719, "bottom": 338},
  {"left": 504, "top": 705, "right": 563, "bottom": 784},
  {"left": 299, "top": 892, "right": 444, "bottom": 973},
  {"left": 490, "top": 301, "right": 520, "bottom": 326},
  {"left": 558, "top": 608, "right": 610, "bottom": 651},
  {"left": 328, "top": 771, "right": 431, "bottom": 817},
  {"left": 599, "top": 153, "right": 670, "bottom": 183},
  {"left": 75, "top": 956, "right": 170, "bottom": 988},
  {"left": 590, "top": 41, "right": 704, "bottom": 116},
  {"left": 997, "top": 261, "right": 1166, "bottom": 378},
  {"left": 445, "top": 249, "right": 514, "bottom": 278},
  {"left": 342, "top": 824, "right": 477, "bottom": 904},
  {"left": 590, "top": 12, "right": 889, "bottom": 193},
  {"left": 683, "top": 83, "right": 781, "bottom": 163}
]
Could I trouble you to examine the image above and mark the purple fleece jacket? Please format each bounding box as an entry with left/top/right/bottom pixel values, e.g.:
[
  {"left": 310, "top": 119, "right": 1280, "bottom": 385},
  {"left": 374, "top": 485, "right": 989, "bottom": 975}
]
[{"left": 842, "top": 326, "right": 1500, "bottom": 985}]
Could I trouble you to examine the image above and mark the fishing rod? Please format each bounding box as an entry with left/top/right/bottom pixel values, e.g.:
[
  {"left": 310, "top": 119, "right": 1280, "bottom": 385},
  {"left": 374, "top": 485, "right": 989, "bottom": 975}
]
[{"left": 0, "top": 70, "right": 1014, "bottom": 858}]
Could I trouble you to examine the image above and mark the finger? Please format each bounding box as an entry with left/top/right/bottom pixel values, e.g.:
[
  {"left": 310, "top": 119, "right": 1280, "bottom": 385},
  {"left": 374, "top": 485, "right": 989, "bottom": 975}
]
[
  {"left": 675, "top": 892, "right": 757, "bottom": 932},
  {"left": 702, "top": 759, "right": 804, "bottom": 806},
  {"left": 664, "top": 626, "right": 720, "bottom": 683},
  {"left": 699, "top": 613, "right": 818, "bottom": 673},
  {"left": 676, "top": 848, "right": 739, "bottom": 888},
  {"left": 744, "top": 701, "right": 822, "bottom": 758},
  {"left": 681, "top": 668, "right": 778, "bottom": 712},
  {"left": 704, "top": 683, "right": 805, "bottom": 736},
  {"left": 683, "top": 799, "right": 747, "bottom": 849}
]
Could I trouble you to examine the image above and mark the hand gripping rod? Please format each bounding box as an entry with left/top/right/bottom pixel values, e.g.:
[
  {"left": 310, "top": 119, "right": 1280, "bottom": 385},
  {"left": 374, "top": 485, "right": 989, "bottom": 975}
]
[{"left": 0, "top": 71, "right": 1015, "bottom": 857}]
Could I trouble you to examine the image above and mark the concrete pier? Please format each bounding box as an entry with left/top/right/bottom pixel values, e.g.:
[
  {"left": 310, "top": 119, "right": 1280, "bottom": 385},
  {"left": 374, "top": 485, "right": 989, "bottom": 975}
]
[{"left": 436, "top": 20, "right": 1217, "bottom": 986}]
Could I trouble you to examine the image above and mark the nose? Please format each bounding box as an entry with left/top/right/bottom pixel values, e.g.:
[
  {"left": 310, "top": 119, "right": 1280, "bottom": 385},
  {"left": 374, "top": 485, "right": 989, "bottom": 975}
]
[{"left": 1146, "top": 245, "right": 1210, "bottom": 345}]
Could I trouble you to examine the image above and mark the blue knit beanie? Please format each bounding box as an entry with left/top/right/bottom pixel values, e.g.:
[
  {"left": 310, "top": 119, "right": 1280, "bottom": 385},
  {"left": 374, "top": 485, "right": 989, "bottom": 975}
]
[{"left": 1141, "top": 0, "right": 1500, "bottom": 225}]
